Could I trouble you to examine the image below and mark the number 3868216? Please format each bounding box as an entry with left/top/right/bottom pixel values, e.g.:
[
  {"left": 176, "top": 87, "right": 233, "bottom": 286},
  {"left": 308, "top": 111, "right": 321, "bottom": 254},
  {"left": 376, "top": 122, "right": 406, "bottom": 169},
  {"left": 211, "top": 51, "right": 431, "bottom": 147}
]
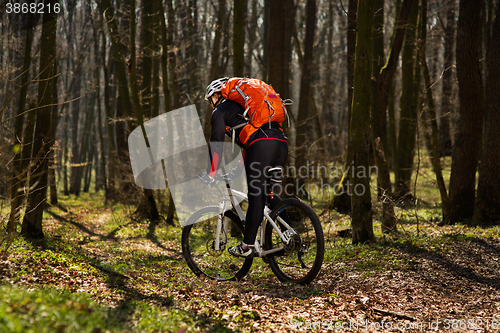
[{"left": 6, "top": 2, "right": 61, "bottom": 14}]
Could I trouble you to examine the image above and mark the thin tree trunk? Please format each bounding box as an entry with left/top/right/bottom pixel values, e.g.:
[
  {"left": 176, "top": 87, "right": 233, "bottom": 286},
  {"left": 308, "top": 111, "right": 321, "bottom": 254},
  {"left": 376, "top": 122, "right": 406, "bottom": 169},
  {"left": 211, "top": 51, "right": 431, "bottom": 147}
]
[
  {"left": 387, "top": 82, "right": 397, "bottom": 171},
  {"left": 63, "top": 111, "right": 69, "bottom": 195},
  {"left": 370, "top": 0, "right": 396, "bottom": 232},
  {"left": 8, "top": 17, "right": 35, "bottom": 233},
  {"left": 186, "top": 0, "right": 199, "bottom": 105},
  {"left": 203, "top": 0, "right": 226, "bottom": 137},
  {"left": 69, "top": 67, "right": 82, "bottom": 195},
  {"left": 158, "top": 0, "right": 176, "bottom": 225},
  {"left": 245, "top": 0, "right": 258, "bottom": 77},
  {"left": 329, "top": 0, "right": 358, "bottom": 213},
  {"left": 49, "top": 60, "right": 59, "bottom": 205},
  {"left": 141, "top": 0, "right": 154, "bottom": 120},
  {"left": 100, "top": 26, "right": 118, "bottom": 197},
  {"left": 439, "top": 0, "right": 455, "bottom": 157},
  {"left": 395, "top": 0, "right": 419, "bottom": 202},
  {"left": 159, "top": 0, "right": 171, "bottom": 111},
  {"left": 93, "top": 21, "right": 107, "bottom": 194},
  {"left": 346, "top": 0, "right": 358, "bottom": 140},
  {"left": 378, "top": 0, "right": 415, "bottom": 131},
  {"left": 151, "top": 1, "right": 160, "bottom": 118},
  {"left": 295, "top": 0, "right": 317, "bottom": 172},
  {"left": 322, "top": 0, "right": 335, "bottom": 157},
  {"left": 419, "top": 0, "right": 449, "bottom": 222},
  {"left": 167, "top": 0, "right": 180, "bottom": 110}
]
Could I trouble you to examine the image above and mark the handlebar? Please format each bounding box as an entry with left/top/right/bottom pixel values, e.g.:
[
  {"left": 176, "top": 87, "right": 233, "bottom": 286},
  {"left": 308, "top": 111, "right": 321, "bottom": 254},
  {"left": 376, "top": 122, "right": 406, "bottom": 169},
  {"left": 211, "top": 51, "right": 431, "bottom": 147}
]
[{"left": 197, "top": 167, "right": 241, "bottom": 186}]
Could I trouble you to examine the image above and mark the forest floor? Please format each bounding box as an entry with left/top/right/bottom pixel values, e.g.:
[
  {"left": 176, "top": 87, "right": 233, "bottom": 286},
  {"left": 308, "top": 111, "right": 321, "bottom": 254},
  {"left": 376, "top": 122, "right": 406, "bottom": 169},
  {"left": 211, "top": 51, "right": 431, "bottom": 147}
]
[{"left": 1, "top": 171, "right": 500, "bottom": 332}]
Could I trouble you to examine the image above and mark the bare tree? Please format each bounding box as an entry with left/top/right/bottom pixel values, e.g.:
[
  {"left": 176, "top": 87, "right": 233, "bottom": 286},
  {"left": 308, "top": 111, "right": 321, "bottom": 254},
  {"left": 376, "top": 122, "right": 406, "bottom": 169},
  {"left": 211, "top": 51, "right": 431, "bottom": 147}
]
[
  {"left": 350, "top": 0, "right": 375, "bottom": 244},
  {"left": 22, "top": 0, "right": 58, "bottom": 240},
  {"left": 447, "top": 0, "right": 484, "bottom": 224}
]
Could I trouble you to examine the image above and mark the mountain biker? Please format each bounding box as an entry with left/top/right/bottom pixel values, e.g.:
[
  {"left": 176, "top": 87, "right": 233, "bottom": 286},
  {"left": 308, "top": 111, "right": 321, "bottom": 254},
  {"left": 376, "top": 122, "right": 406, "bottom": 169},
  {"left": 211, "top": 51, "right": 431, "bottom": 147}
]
[{"left": 203, "top": 77, "right": 289, "bottom": 258}]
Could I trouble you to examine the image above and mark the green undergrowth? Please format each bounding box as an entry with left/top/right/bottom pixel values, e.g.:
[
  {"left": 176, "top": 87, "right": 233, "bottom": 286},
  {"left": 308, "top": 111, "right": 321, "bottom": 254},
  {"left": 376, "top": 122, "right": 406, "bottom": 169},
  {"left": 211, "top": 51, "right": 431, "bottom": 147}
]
[
  {"left": 0, "top": 286, "right": 122, "bottom": 333},
  {"left": 0, "top": 284, "right": 230, "bottom": 333},
  {"left": 0, "top": 235, "right": 237, "bottom": 332}
]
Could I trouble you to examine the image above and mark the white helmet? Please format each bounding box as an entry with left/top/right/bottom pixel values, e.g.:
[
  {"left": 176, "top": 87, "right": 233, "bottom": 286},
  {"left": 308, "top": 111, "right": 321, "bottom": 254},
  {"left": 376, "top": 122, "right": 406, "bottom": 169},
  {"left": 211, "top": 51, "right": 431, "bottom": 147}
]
[{"left": 205, "top": 77, "right": 229, "bottom": 100}]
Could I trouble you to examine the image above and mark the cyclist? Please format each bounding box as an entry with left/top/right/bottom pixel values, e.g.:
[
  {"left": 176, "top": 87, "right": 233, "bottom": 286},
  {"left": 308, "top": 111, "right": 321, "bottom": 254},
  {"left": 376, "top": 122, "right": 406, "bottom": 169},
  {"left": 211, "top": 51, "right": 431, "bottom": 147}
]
[{"left": 203, "top": 77, "right": 289, "bottom": 258}]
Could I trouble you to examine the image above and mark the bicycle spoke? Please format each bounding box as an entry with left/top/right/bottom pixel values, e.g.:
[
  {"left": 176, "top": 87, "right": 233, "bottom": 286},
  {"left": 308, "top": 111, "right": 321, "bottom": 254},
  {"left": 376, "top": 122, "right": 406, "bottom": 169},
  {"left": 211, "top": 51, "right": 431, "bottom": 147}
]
[{"left": 182, "top": 207, "right": 252, "bottom": 281}]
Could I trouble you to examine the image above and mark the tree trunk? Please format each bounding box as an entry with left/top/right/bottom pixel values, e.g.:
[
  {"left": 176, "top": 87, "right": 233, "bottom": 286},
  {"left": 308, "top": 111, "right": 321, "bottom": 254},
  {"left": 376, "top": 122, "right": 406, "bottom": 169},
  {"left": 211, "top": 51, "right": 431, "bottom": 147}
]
[
  {"left": 346, "top": 0, "right": 358, "bottom": 140},
  {"left": 447, "top": 0, "right": 484, "bottom": 224},
  {"left": 22, "top": 1, "right": 58, "bottom": 240},
  {"left": 141, "top": 0, "right": 154, "bottom": 120},
  {"left": 419, "top": 0, "right": 450, "bottom": 222},
  {"left": 203, "top": 0, "right": 226, "bottom": 137},
  {"left": 102, "top": 0, "right": 160, "bottom": 222},
  {"left": 93, "top": 23, "right": 107, "bottom": 195},
  {"left": 370, "top": 0, "right": 396, "bottom": 232},
  {"left": 439, "top": 0, "right": 455, "bottom": 157},
  {"left": 63, "top": 112, "right": 69, "bottom": 196},
  {"left": 295, "top": 0, "right": 317, "bottom": 172},
  {"left": 350, "top": 0, "right": 374, "bottom": 244},
  {"left": 322, "top": 0, "right": 335, "bottom": 157},
  {"left": 387, "top": 82, "right": 397, "bottom": 171},
  {"left": 329, "top": 0, "right": 358, "bottom": 214},
  {"left": 186, "top": 0, "right": 199, "bottom": 106},
  {"left": 69, "top": 67, "right": 82, "bottom": 195},
  {"left": 8, "top": 17, "right": 35, "bottom": 234},
  {"left": 151, "top": 2, "right": 160, "bottom": 118},
  {"left": 99, "top": 26, "right": 118, "bottom": 197},
  {"left": 267, "top": 0, "right": 286, "bottom": 93},
  {"left": 49, "top": 60, "right": 59, "bottom": 205},
  {"left": 245, "top": 0, "right": 258, "bottom": 77},
  {"left": 378, "top": 0, "right": 415, "bottom": 131},
  {"left": 395, "top": 0, "right": 419, "bottom": 202},
  {"left": 156, "top": 0, "right": 177, "bottom": 225},
  {"left": 159, "top": 0, "right": 171, "bottom": 112},
  {"left": 473, "top": 5, "right": 500, "bottom": 225},
  {"left": 233, "top": 0, "right": 247, "bottom": 77}
]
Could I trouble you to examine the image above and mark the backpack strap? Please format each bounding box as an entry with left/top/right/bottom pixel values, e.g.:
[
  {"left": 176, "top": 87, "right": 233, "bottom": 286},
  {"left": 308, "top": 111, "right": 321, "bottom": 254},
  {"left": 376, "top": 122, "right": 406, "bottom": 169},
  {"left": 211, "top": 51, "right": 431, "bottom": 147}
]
[
  {"left": 230, "top": 81, "right": 251, "bottom": 119},
  {"left": 228, "top": 122, "right": 247, "bottom": 153},
  {"left": 264, "top": 100, "right": 276, "bottom": 127},
  {"left": 282, "top": 98, "right": 293, "bottom": 128}
]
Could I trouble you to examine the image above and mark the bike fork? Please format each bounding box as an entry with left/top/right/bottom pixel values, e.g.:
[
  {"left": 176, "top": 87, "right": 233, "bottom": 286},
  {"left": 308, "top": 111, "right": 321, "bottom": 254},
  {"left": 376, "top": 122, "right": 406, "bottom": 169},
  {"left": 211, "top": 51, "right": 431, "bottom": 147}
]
[{"left": 215, "top": 201, "right": 227, "bottom": 251}]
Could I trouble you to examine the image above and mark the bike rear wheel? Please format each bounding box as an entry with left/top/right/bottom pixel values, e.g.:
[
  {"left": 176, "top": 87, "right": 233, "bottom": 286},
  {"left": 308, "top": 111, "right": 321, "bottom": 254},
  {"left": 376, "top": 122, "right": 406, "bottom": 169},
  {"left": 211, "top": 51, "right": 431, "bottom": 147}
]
[
  {"left": 264, "top": 198, "right": 324, "bottom": 285},
  {"left": 182, "top": 207, "right": 253, "bottom": 281}
]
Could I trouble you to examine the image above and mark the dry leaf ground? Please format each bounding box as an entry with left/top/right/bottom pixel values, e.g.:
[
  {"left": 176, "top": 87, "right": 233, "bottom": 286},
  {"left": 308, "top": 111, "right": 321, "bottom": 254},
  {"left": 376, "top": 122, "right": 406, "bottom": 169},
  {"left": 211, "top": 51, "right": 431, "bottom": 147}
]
[{"left": 1, "top": 175, "right": 499, "bottom": 332}]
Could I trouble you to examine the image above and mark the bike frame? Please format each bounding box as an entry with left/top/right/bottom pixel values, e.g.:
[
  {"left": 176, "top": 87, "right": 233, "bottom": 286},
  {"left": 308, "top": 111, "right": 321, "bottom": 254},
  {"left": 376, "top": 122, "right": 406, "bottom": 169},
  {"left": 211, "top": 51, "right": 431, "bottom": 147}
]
[{"left": 213, "top": 182, "right": 296, "bottom": 258}]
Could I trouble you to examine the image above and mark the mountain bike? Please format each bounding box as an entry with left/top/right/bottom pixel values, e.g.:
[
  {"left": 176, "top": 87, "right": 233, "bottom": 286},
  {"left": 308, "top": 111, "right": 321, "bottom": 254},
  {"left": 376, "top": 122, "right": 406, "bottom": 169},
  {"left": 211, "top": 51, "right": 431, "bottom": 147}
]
[{"left": 181, "top": 168, "right": 324, "bottom": 285}]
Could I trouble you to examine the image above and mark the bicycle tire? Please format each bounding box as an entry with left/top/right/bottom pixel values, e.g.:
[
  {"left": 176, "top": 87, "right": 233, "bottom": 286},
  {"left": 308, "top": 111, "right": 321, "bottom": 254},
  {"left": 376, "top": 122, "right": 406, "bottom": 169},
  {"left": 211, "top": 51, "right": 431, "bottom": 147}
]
[
  {"left": 264, "top": 198, "right": 324, "bottom": 285},
  {"left": 182, "top": 206, "right": 253, "bottom": 281}
]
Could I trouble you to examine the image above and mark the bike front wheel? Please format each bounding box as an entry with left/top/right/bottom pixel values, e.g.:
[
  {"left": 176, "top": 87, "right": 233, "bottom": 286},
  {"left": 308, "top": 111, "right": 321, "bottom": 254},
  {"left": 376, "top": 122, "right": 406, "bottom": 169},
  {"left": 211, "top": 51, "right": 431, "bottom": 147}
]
[
  {"left": 264, "top": 198, "right": 324, "bottom": 285},
  {"left": 182, "top": 206, "right": 253, "bottom": 281}
]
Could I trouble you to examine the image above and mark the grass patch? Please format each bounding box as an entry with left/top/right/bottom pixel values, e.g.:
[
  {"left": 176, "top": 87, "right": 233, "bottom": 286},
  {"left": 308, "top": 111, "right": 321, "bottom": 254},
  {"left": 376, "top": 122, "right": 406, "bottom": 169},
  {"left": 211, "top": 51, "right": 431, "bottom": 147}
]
[{"left": 0, "top": 285, "right": 123, "bottom": 333}]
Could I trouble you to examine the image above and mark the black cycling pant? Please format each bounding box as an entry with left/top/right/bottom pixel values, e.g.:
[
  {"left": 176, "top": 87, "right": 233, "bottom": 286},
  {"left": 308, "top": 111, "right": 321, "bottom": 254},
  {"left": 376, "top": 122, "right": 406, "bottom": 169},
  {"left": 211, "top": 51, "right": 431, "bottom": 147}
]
[{"left": 243, "top": 138, "right": 288, "bottom": 245}]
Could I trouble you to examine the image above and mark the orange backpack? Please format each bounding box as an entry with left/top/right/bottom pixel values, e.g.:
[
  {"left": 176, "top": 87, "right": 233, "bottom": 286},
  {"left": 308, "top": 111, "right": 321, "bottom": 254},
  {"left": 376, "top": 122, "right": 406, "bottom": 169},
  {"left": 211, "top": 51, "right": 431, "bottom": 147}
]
[{"left": 220, "top": 78, "right": 290, "bottom": 145}]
